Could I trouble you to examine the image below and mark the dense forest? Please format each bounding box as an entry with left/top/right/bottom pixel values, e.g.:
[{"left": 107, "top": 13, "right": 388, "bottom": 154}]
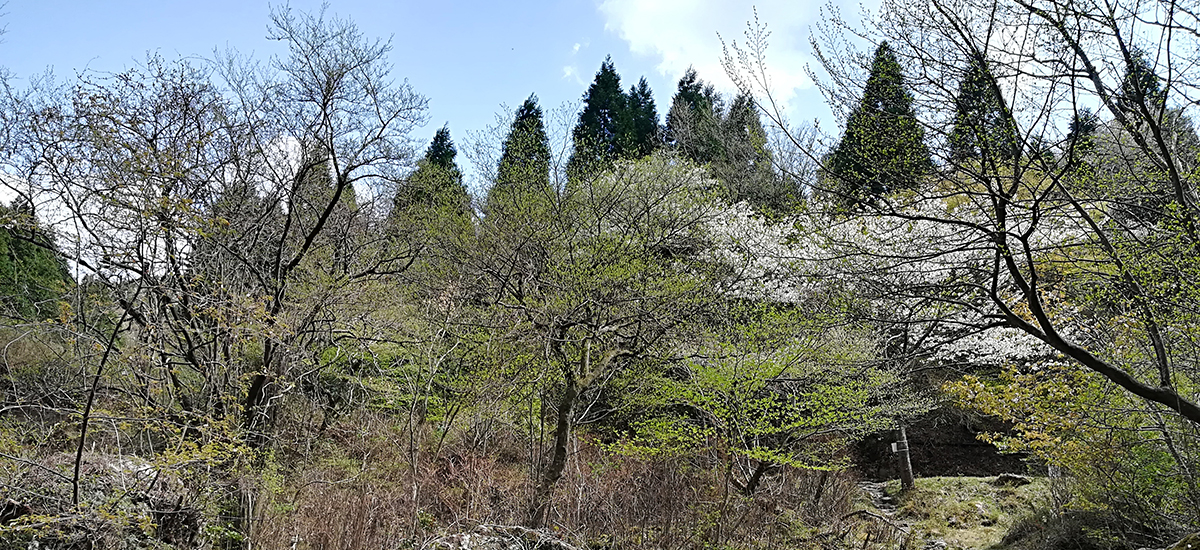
[{"left": 2, "top": 1, "right": 1200, "bottom": 549}]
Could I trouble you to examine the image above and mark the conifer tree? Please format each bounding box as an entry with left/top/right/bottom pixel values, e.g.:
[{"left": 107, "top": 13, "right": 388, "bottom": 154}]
[
  {"left": 664, "top": 70, "right": 792, "bottom": 212},
  {"left": 494, "top": 94, "right": 552, "bottom": 196},
  {"left": 619, "top": 77, "right": 660, "bottom": 158},
  {"left": 424, "top": 126, "right": 458, "bottom": 171},
  {"left": 665, "top": 67, "right": 719, "bottom": 162},
  {"left": 826, "top": 42, "right": 932, "bottom": 207},
  {"left": 395, "top": 125, "right": 468, "bottom": 212},
  {"left": 947, "top": 54, "right": 1017, "bottom": 162},
  {"left": 1117, "top": 49, "right": 1166, "bottom": 119},
  {"left": 567, "top": 56, "right": 627, "bottom": 180},
  {"left": 668, "top": 67, "right": 714, "bottom": 121},
  {"left": 717, "top": 93, "right": 789, "bottom": 212}
]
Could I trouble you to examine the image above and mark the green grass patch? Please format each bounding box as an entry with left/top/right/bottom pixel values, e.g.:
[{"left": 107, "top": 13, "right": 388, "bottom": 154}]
[{"left": 885, "top": 476, "right": 1050, "bottom": 550}]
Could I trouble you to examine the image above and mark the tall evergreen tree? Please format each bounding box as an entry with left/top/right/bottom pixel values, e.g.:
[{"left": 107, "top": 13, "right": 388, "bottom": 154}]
[
  {"left": 567, "top": 56, "right": 627, "bottom": 180},
  {"left": 663, "top": 70, "right": 792, "bottom": 212},
  {"left": 619, "top": 77, "right": 660, "bottom": 158},
  {"left": 668, "top": 67, "right": 714, "bottom": 121},
  {"left": 665, "top": 67, "right": 719, "bottom": 162},
  {"left": 424, "top": 126, "right": 458, "bottom": 171},
  {"left": 716, "top": 93, "right": 789, "bottom": 212},
  {"left": 494, "top": 94, "right": 552, "bottom": 196},
  {"left": 826, "top": 42, "right": 932, "bottom": 207},
  {"left": 1117, "top": 49, "right": 1166, "bottom": 118},
  {"left": 947, "top": 53, "right": 1017, "bottom": 162},
  {"left": 396, "top": 125, "right": 467, "bottom": 211}
]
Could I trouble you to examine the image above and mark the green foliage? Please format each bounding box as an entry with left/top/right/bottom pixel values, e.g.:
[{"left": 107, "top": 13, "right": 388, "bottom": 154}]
[
  {"left": 493, "top": 94, "right": 552, "bottom": 201},
  {"left": 716, "top": 93, "right": 792, "bottom": 213},
  {"left": 568, "top": 57, "right": 662, "bottom": 181},
  {"left": 619, "top": 77, "right": 660, "bottom": 158},
  {"left": 826, "top": 42, "right": 932, "bottom": 207},
  {"left": 665, "top": 69, "right": 792, "bottom": 213},
  {"left": 0, "top": 201, "right": 71, "bottom": 320},
  {"left": 946, "top": 364, "right": 1200, "bottom": 532},
  {"left": 947, "top": 53, "right": 1017, "bottom": 162},
  {"left": 393, "top": 125, "right": 467, "bottom": 223},
  {"left": 613, "top": 305, "right": 928, "bottom": 494},
  {"left": 472, "top": 151, "right": 725, "bottom": 523},
  {"left": 568, "top": 56, "right": 629, "bottom": 180},
  {"left": 424, "top": 125, "right": 458, "bottom": 170},
  {"left": 665, "top": 67, "right": 717, "bottom": 154},
  {"left": 1117, "top": 49, "right": 1167, "bottom": 118}
]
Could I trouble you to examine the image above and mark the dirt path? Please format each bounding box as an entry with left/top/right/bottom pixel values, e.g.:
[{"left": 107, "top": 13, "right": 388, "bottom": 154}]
[{"left": 856, "top": 481, "right": 950, "bottom": 550}]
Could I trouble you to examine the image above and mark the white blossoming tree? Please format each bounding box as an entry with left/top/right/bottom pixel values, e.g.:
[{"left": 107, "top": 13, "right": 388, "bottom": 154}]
[{"left": 720, "top": 0, "right": 1200, "bottom": 532}]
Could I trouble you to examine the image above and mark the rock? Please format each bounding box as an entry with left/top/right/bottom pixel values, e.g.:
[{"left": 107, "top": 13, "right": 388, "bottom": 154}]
[
  {"left": 423, "top": 524, "right": 580, "bottom": 550},
  {"left": 9, "top": 452, "right": 199, "bottom": 546},
  {"left": 923, "top": 539, "right": 947, "bottom": 550},
  {"left": 1167, "top": 533, "right": 1200, "bottom": 550},
  {"left": 991, "top": 473, "right": 1032, "bottom": 486}
]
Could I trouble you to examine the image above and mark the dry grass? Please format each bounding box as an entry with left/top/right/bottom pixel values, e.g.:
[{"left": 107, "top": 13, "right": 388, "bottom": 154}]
[{"left": 248, "top": 410, "right": 873, "bottom": 550}]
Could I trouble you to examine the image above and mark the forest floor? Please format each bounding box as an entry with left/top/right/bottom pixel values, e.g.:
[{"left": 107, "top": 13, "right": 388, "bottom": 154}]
[{"left": 858, "top": 475, "right": 1053, "bottom": 550}]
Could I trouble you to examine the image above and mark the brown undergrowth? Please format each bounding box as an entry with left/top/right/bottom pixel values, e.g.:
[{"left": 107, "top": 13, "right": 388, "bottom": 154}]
[{"left": 250, "top": 409, "right": 872, "bottom": 550}]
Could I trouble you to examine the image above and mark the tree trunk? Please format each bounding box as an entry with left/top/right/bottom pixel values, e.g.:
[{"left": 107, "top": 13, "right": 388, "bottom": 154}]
[
  {"left": 527, "top": 380, "right": 577, "bottom": 528},
  {"left": 740, "top": 460, "right": 773, "bottom": 496}
]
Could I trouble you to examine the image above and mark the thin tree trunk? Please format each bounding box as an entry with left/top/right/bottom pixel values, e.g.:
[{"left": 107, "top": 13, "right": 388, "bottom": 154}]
[
  {"left": 73, "top": 308, "right": 130, "bottom": 507},
  {"left": 527, "top": 380, "right": 577, "bottom": 528}
]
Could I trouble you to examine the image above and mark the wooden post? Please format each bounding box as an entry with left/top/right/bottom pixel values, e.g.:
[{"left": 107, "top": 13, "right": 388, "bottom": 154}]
[{"left": 898, "top": 426, "right": 914, "bottom": 490}]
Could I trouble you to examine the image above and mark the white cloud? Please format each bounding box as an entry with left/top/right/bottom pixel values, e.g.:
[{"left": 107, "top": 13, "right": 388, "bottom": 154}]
[
  {"left": 573, "top": 42, "right": 581, "bottom": 54},
  {"left": 597, "top": 0, "right": 821, "bottom": 110},
  {"left": 562, "top": 65, "right": 585, "bottom": 86}
]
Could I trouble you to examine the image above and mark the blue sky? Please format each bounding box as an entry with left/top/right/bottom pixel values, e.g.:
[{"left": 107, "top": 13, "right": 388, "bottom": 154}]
[{"left": 1, "top": 0, "right": 851, "bottom": 173}]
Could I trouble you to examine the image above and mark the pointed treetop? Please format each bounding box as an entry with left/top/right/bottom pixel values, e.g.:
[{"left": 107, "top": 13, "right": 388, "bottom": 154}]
[
  {"left": 568, "top": 56, "right": 630, "bottom": 179},
  {"left": 424, "top": 125, "right": 457, "bottom": 170},
  {"left": 495, "top": 93, "right": 551, "bottom": 195},
  {"left": 860, "top": 42, "right": 910, "bottom": 114},
  {"left": 947, "top": 53, "right": 1017, "bottom": 161},
  {"left": 673, "top": 66, "right": 715, "bottom": 114},
  {"left": 577, "top": 56, "right": 626, "bottom": 144},
  {"left": 825, "top": 40, "right": 932, "bottom": 206},
  {"left": 620, "top": 77, "right": 660, "bottom": 158},
  {"left": 514, "top": 94, "right": 544, "bottom": 128}
]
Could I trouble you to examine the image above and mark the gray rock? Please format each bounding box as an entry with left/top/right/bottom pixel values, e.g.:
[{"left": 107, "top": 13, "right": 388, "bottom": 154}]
[
  {"left": 991, "top": 473, "right": 1032, "bottom": 486},
  {"left": 423, "top": 524, "right": 580, "bottom": 550}
]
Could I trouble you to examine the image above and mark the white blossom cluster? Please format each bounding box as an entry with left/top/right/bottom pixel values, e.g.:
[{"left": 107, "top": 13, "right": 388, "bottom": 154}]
[
  {"left": 704, "top": 194, "right": 1094, "bottom": 367},
  {"left": 931, "top": 325, "right": 1058, "bottom": 367},
  {"left": 704, "top": 198, "right": 996, "bottom": 302}
]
